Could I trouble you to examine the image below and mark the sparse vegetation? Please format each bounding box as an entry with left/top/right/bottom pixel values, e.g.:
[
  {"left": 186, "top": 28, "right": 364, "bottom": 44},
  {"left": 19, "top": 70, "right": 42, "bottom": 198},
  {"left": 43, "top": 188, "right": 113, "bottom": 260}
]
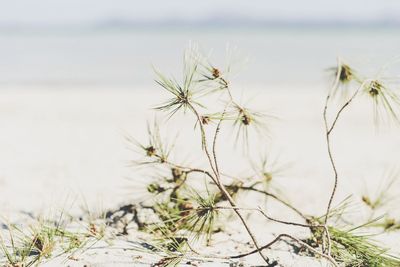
[
  {"left": 114, "top": 46, "right": 400, "bottom": 266},
  {"left": 2, "top": 46, "right": 400, "bottom": 266},
  {"left": 0, "top": 210, "right": 107, "bottom": 267}
]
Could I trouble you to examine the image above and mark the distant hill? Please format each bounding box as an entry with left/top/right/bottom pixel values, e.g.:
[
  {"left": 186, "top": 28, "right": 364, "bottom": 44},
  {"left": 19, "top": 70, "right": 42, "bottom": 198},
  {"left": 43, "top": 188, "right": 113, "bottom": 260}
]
[{"left": 1, "top": 16, "right": 399, "bottom": 33}]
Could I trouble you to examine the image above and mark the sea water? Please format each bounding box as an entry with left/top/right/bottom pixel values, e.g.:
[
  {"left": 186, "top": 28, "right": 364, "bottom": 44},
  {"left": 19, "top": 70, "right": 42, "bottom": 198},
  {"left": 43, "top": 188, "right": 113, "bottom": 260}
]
[{"left": 1, "top": 26, "right": 400, "bottom": 90}]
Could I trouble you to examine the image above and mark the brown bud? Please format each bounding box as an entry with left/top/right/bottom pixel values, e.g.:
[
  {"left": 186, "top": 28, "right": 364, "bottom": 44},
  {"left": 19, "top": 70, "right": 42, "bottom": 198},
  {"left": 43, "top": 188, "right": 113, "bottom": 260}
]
[
  {"left": 145, "top": 146, "right": 156, "bottom": 157},
  {"left": 368, "top": 81, "right": 381, "bottom": 97},
  {"left": 201, "top": 116, "right": 210, "bottom": 125},
  {"left": 212, "top": 68, "right": 220, "bottom": 79},
  {"left": 241, "top": 114, "right": 251, "bottom": 125},
  {"left": 362, "top": 195, "right": 372, "bottom": 207},
  {"left": 338, "top": 64, "right": 353, "bottom": 82}
]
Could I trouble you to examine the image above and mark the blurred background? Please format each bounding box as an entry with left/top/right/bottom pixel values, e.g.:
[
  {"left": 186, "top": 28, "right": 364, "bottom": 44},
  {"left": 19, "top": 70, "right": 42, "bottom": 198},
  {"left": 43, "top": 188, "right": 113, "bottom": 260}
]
[
  {"left": 1, "top": 0, "right": 400, "bottom": 89},
  {"left": 1, "top": 0, "right": 400, "bottom": 215}
]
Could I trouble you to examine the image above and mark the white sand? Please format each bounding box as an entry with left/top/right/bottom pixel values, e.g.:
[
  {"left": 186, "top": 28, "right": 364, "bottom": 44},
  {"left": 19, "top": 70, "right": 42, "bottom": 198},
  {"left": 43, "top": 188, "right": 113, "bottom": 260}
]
[{"left": 1, "top": 87, "right": 400, "bottom": 266}]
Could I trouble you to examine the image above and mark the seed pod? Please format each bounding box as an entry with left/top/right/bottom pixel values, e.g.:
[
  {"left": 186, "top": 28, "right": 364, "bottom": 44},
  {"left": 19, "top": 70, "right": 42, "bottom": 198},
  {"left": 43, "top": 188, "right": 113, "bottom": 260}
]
[
  {"left": 201, "top": 115, "right": 210, "bottom": 125},
  {"left": 145, "top": 146, "right": 156, "bottom": 157},
  {"left": 338, "top": 64, "right": 353, "bottom": 83},
  {"left": 212, "top": 68, "right": 220, "bottom": 79},
  {"left": 368, "top": 80, "right": 381, "bottom": 97},
  {"left": 361, "top": 195, "right": 372, "bottom": 207},
  {"left": 384, "top": 218, "right": 396, "bottom": 230},
  {"left": 241, "top": 114, "right": 251, "bottom": 125}
]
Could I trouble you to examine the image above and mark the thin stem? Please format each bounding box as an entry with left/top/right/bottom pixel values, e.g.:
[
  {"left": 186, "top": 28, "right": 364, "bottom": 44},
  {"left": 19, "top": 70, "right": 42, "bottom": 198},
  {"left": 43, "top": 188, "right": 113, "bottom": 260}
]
[
  {"left": 188, "top": 102, "right": 271, "bottom": 264},
  {"left": 323, "top": 66, "right": 371, "bottom": 256},
  {"left": 149, "top": 160, "right": 317, "bottom": 232},
  {"left": 323, "top": 79, "right": 370, "bottom": 225},
  {"left": 189, "top": 104, "right": 218, "bottom": 178},
  {"left": 209, "top": 205, "right": 331, "bottom": 260},
  {"left": 321, "top": 59, "right": 342, "bottom": 254},
  {"left": 237, "top": 186, "right": 307, "bottom": 220},
  {"left": 229, "top": 233, "right": 339, "bottom": 267},
  {"left": 212, "top": 206, "right": 323, "bottom": 229},
  {"left": 212, "top": 104, "right": 229, "bottom": 181},
  {"left": 327, "top": 82, "right": 365, "bottom": 135}
]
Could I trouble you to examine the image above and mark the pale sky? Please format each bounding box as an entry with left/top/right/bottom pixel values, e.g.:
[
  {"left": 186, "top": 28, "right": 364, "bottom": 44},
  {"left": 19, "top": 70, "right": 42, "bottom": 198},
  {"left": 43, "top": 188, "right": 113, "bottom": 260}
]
[{"left": 1, "top": 0, "right": 400, "bottom": 25}]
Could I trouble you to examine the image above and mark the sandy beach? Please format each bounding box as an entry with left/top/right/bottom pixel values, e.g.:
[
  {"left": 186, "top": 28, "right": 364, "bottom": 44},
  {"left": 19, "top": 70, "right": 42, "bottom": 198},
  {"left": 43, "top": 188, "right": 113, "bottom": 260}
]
[
  {"left": 1, "top": 85, "right": 400, "bottom": 266},
  {"left": 2, "top": 0, "right": 400, "bottom": 264}
]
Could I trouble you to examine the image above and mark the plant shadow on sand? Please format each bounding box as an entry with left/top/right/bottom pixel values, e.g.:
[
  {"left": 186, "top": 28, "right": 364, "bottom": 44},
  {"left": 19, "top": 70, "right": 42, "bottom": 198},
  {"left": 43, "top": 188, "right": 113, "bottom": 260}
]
[{"left": 104, "top": 46, "right": 400, "bottom": 266}]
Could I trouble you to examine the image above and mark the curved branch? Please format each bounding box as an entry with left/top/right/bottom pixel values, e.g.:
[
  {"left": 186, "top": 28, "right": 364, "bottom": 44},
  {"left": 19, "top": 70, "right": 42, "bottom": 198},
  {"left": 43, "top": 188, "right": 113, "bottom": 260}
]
[
  {"left": 237, "top": 186, "right": 307, "bottom": 221},
  {"left": 229, "top": 233, "right": 339, "bottom": 267},
  {"left": 212, "top": 206, "right": 323, "bottom": 229},
  {"left": 323, "top": 79, "right": 370, "bottom": 225},
  {"left": 188, "top": 102, "right": 271, "bottom": 264}
]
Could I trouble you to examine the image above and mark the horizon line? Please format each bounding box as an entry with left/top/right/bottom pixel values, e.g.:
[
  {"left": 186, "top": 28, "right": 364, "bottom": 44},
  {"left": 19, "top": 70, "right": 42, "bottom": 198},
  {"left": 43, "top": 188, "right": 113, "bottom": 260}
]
[{"left": 1, "top": 17, "right": 400, "bottom": 31}]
